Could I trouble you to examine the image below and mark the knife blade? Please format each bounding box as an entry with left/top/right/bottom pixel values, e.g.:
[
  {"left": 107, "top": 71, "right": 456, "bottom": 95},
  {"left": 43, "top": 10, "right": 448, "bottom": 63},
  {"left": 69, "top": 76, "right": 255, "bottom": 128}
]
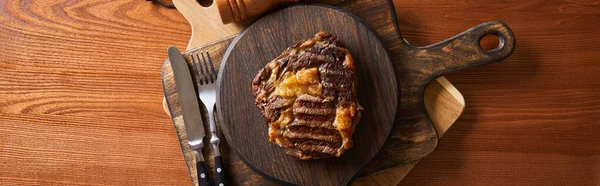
[{"left": 168, "top": 46, "right": 212, "bottom": 186}]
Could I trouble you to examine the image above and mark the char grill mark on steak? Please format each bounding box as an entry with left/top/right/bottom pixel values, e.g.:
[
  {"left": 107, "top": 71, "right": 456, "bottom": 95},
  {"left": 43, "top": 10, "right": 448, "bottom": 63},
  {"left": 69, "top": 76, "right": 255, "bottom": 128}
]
[
  {"left": 293, "top": 107, "right": 334, "bottom": 116},
  {"left": 284, "top": 126, "right": 342, "bottom": 143},
  {"left": 294, "top": 141, "right": 339, "bottom": 156},
  {"left": 252, "top": 32, "right": 361, "bottom": 160},
  {"left": 319, "top": 58, "right": 355, "bottom": 103},
  {"left": 293, "top": 95, "right": 334, "bottom": 116}
]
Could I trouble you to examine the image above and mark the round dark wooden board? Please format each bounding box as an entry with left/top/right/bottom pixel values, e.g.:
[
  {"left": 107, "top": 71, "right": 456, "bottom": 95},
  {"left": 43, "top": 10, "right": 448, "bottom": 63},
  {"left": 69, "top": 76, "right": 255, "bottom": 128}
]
[{"left": 216, "top": 5, "right": 398, "bottom": 186}]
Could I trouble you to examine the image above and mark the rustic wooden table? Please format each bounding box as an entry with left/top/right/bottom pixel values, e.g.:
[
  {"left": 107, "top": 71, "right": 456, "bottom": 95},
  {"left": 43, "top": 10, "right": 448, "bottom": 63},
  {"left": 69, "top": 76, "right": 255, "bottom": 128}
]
[{"left": 1, "top": 0, "right": 598, "bottom": 185}]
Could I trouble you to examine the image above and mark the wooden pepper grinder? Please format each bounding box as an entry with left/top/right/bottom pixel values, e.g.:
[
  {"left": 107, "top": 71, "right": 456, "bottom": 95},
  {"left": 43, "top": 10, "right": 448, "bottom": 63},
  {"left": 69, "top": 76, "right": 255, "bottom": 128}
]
[{"left": 215, "top": 0, "right": 299, "bottom": 24}]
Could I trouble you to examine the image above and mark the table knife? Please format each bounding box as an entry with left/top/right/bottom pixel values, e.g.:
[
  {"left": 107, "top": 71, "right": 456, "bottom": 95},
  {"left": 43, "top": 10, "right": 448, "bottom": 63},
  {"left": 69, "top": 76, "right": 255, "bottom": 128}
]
[{"left": 168, "top": 46, "right": 212, "bottom": 186}]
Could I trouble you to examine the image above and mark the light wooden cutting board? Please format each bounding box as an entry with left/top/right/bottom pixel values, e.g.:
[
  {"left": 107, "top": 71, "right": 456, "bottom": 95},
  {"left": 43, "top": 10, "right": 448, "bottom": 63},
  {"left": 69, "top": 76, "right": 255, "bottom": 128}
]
[{"left": 164, "top": 0, "right": 465, "bottom": 185}]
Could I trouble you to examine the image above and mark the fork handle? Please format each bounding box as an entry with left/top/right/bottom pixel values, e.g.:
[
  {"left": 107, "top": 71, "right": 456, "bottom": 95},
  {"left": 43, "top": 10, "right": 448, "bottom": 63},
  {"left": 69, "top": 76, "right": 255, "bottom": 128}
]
[{"left": 215, "top": 155, "right": 226, "bottom": 185}]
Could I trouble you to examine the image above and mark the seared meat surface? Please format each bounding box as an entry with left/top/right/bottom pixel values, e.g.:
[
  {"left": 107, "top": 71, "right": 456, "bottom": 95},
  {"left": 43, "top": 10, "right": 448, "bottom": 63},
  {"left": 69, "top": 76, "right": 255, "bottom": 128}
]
[{"left": 252, "top": 32, "right": 362, "bottom": 160}]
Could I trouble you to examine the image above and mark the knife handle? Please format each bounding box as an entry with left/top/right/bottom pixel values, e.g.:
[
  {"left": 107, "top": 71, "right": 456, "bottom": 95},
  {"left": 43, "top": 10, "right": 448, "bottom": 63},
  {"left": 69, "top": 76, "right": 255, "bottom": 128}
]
[
  {"left": 194, "top": 149, "right": 211, "bottom": 186},
  {"left": 196, "top": 160, "right": 212, "bottom": 186},
  {"left": 215, "top": 155, "right": 226, "bottom": 186}
]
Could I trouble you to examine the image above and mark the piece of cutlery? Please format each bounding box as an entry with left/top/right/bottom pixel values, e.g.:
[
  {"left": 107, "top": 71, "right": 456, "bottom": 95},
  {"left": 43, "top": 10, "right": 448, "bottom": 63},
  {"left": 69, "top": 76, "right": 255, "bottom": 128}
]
[
  {"left": 191, "top": 51, "right": 226, "bottom": 186},
  {"left": 168, "top": 46, "right": 212, "bottom": 186}
]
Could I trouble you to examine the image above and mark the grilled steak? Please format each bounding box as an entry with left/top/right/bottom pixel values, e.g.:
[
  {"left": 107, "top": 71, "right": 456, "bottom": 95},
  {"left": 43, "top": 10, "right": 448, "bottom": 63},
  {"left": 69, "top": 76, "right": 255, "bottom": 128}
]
[{"left": 251, "top": 32, "right": 362, "bottom": 160}]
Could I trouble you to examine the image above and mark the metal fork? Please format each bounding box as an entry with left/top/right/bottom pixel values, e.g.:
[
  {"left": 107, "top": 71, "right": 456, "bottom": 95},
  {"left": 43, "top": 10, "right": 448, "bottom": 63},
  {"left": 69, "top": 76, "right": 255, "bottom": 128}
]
[{"left": 191, "top": 51, "right": 226, "bottom": 186}]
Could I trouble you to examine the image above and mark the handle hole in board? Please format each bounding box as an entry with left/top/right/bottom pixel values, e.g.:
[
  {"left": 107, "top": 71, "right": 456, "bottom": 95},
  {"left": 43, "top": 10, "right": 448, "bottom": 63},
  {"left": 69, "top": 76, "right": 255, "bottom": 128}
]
[
  {"left": 198, "top": 0, "right": 213, "bottom": 7},
  {"left": 479, "top": 33, "right": 503, "bottom": 52}
]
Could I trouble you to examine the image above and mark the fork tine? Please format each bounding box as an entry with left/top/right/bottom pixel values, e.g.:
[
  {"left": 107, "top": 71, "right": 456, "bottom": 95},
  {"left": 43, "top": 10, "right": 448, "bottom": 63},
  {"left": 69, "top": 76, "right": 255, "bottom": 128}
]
[
  {"left": 190, "top": 52, "right": 203, "bottom": 85},
  {"left": 206, "top": 52, "right": 217, "bottom": 81},
  {"left": 195, "top": 53, "right": 207, "bottom": 85},
  {"left": 201, "top": 52, "right": 214, "bottom": 83}
]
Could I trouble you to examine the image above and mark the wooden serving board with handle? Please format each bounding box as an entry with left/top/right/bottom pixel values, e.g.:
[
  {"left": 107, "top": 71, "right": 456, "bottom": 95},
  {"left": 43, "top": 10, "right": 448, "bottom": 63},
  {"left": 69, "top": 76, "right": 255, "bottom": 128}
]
[
  {"left": 162, "top": 0, "right": 515, "bottom": 185},
  {"left": 162, "top": 40, "right": 464, "bottom": 186},
  {"left": 217, "top": 5, "right": 399, "bottom": 185}
]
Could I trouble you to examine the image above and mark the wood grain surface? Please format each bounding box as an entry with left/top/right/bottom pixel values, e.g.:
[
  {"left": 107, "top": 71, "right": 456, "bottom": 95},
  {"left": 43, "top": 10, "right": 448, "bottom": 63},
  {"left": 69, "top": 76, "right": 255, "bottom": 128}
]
[{"left": 1, "top": 0, "right": 599, "bottom": 186}]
